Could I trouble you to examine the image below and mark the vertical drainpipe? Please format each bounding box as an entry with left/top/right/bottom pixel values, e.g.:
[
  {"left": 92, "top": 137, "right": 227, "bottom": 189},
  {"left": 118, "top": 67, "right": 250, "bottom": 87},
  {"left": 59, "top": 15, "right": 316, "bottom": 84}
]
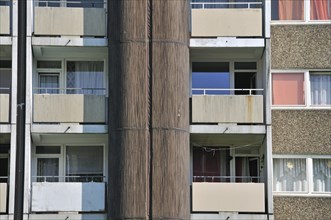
[{"left": 14, "top": 0, "right": 26, "bottom": 219}]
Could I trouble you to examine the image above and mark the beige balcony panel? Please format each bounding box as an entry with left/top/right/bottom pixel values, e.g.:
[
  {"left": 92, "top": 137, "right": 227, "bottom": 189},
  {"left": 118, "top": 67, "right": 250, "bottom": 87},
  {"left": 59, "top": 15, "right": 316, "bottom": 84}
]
[
  {"left": 192, "top": 95, "right": 263, "bottom": 123},
  {"left": 0, "top": 183, "right": 7, "bottom": 213},
  {"left": 192, "top": 9, "right": 262, "bottom": 37},
  {"left": 34, "top": 7, "right": 106, "bottom": 36},
  {"left": 0, "top": 94, "right": 10, "bottom": 123},
  {"left": 0, "top": 6, "right": 10, "bottom": 35},
  {"left": 192, "top": 182, "right": 265, "bottom": 212},
  {"left": 31, "top": 182, "right": 105, "bottom": 212},
  {"left": 33, "top": 94, "right": 106, "bottom": 123}
]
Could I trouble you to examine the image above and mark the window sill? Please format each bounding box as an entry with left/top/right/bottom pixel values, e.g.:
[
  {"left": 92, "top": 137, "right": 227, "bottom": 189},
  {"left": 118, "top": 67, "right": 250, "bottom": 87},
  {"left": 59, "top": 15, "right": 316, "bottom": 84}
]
[
  {"left": 271, "top": 21, "right": 331, "bottom": 25},
  {"left": 271, "top": 106, "right": 331, "bottom": 110},
  {"left": 273, "top": 192, "right": 331, "bottom": 198}
]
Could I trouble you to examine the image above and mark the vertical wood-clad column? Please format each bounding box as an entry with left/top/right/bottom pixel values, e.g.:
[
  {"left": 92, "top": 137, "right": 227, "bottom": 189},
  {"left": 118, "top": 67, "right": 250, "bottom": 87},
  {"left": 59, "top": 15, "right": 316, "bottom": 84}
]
[
  {"left": 151, "top": 0, "right": 190, "bottom": 219},
  {"left": 108, "top": 0, "right": 150, "bottom": 218},
  {"left": 108, "top": 0, "right": 189, "bottom": 219}
]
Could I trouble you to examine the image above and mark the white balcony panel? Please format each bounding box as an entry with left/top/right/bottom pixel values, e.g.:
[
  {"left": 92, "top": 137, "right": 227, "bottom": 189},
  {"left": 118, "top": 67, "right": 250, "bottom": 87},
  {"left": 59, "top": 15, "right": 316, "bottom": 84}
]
[
  {"left": 31, "top": 182, "right": 105, "bottom": 212},
  {"left": 0, "top": 94, "right": 10, "bottom": 123},
  {"left": 191, "top": 9, "right": 262, "bottom": 37},
  {"left": 33, "top": 94, "right": 106, "bottom": 123},
  {"left": 0, "top": 6, "right": 10, "bottom": 35},
  {"left": 192, "top": 182, "right": 265, "bottom": 212},
  {"left": 192, "top": 95, "right": 263, "bottom": 123},
  {"left": 0, "top": 183, "right": 7, "bottom": 213},
  {"left": 34, "top": 7, "right": 106, "bottom": 36}
]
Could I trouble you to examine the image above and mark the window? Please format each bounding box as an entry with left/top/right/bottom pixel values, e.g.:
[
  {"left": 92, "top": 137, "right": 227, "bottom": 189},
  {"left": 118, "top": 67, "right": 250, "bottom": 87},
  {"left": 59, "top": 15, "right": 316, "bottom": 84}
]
[
  {"left": 272, "top": 73, "right": 305, "bottom": 105},
  {"left": 66, "top": 61, "right": 104, "bottom": 95},
  {"left": 271, "top": 0, "right": 331, "bottom": 21},
  {"left": 310, "top": 73, "right": 331, "bottom": 106},
  {"left": 0, "top": 60, "right": 11, "bottom": 94},
  {"left": 34, "top": 145, "right": 104, "bottom": 183},
  {"left": 36, "top": 60, "right": 105, "bottom": 95},
  {"left": 192, "top": 61, "right": 259, "bottom": 95},
  {"left": 273, "top": 158, "right": 307, "bottom": 192},
  {"left": 273, "top": 156, "right": 331, "bottom": 195},
  {"left": 193, "top": 146, "right": 261, "bottom": 183},
  {"left": 313, "top": 159, "right": 331, "bottom": 192},
  {"left": 39, "top": 73, "right": 59, "bottom": 94},
  {"left": 272, "top": 71, "right": 331, "bottom": 107}
]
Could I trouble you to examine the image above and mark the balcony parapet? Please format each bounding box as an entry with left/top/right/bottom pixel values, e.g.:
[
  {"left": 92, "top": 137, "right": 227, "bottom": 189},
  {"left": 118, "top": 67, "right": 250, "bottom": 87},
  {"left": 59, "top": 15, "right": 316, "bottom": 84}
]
[
  {"left": 0, "top": 92, "right": 10, "bottom": 123},
  {"left": 191, "top": 88, "right": 264, "bottom": 124},
  {"left": 0, "top": 182, "right": 7, "bottom": 213},
  {"left": 192, "top": 182, "right": 265, "bottom": 212},
  {"left": 33, "top": 89, "right": 106, "bottom": 124},
  {"left": 0, "top": 0, "right": 11, "bottom": 35},
  {"left": 191, "top": 1, "right": 263, "bottom": 37},
  {"left": 34, "top": 0, "right": 106, "bottom": 37},
  {"left": 31, "top": 181, "right": 106, "bottom": 212}
]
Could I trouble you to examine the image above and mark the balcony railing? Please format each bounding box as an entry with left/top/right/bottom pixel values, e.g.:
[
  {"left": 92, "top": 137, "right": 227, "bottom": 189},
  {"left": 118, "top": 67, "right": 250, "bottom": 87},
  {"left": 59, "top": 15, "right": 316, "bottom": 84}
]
[
  {"left": 32, "top": 175, "right": 106, "bottom": 183},
  {"left": 191, "top": 0, "right": 262, "bottom": 9},
  {"left": 191, "top": 88, "right": 264, "bottom": 123},
  {"left": 34, "top": 87, "right": 106, "bottom": 95},
  {"left": 193, "top": 175, "right": 261, "bottom": 183},
  {"left": 34, "top": 0, "right": 106, "bottom": 8},
  {"left": 33, "top": 88, "right": 107, "bottom": 123},
  {"left": 192, "top": 88, "right": 264, "bottom": 95}
]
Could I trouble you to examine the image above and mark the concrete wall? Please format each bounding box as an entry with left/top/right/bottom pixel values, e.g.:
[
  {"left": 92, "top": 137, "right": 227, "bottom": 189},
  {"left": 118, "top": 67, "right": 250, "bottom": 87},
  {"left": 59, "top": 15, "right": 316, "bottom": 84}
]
[
  {"left": 192, "top": 95, "right": 263, "bottom": 123},
  {"left": 34, "top": 7, "right": 106, "bottom": 36},
  {"left": 274, "top": 197, "right": 331, "bottom": 220},
  {"left": 191, "top": 9, "right": 262, "bottom": 37},
  {"left": 271, "top": 25, "right": 331, "bottom": 69},
  {"left": 272, "top": 110, "right": 331, "bottom": 154},
  {"left": 0, "top": 183, "right": 7, "bottom": 213},
  {"left": 192, "top": 182, "right": 265, "bottom": 212},
  {"left": 31, "top": 182, "right": 105, "bottom": 212},
  {"left": 0, "top": 94, "right": 10, "bottom": 123},
  {"left": 0, "top": 6, "right": 10, "bottom": 35},
  {"left": 33, "top": 94, "right": 106, "bottom": 123}
]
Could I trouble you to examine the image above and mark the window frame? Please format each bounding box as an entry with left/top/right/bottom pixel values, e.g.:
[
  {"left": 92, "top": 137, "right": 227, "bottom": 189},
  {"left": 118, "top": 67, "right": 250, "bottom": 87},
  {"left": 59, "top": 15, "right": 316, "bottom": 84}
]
[
  {"left": 273, "top": 155, "right": 331, "bottom": 197},
  {"left": 271, "top": 0, "right": 331, "bottom": 24},
  {"left": 271, "top": 70, "right": 331, "bottom": 109}
]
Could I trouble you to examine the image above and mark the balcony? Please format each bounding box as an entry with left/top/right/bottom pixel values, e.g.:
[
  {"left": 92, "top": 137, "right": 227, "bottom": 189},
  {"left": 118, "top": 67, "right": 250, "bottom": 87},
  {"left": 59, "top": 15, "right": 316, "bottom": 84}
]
[
  {"left": 0, "top": 0, "right": 10, "bottom": 35},
  {"left": 0, "top": 91, "right": 10, "bottom": 123},
  {"left": 31, "top": 176, "right": 106, "bottom": 212},
  {"left": 190, "top": 0, "right": 263, "bottom": 37},
  {"left": 34, "top": 0, "right": 106, "bottom": 37},
  {"left": 33, "top": 88, "right": 106, "bottom": 124},
  {"left": 0, "top": 182, "right": 7, "bottom": 213},
  {"left": 191, "top": 89, "right": 263, "bottom": 124},
  {"left": 192, "top": 182, "right": 265, "bottom": 212}
]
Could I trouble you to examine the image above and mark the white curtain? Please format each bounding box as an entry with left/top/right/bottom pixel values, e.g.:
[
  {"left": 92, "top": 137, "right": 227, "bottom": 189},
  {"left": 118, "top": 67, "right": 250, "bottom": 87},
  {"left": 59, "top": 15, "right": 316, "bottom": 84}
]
[
  {"left": 40, "top": 75, "right": 59, "bottom": 94},
  {"left": 310, "top": 74, "right": 331, "bottom": 106},
  {"left": 67, "top": 61, "right": 104, "bottom": 95},
  {"left": 313, "top": 159, "right": 331, "bottom": 192},
  {"left": 37, "top": 158, "right": 59, "bottom": 182},
  {"left": 273, "top": 158, "right": 307, "bottom": 192},
  {"left": 66, "top": 146, "right": 103, "bottom": 182}
]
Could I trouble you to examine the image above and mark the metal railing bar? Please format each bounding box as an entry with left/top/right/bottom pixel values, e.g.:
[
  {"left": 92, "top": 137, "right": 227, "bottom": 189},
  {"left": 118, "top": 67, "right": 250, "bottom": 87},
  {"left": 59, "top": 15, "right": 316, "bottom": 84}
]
[
  {"left": 191, "top": 1, "right": 262, "bottom": 9},
  {"left": 32, "top": 175, "right": 106, "bottom": 182},
  {"left": 192, "top": 88, "right": 264, "bottom": 95}
]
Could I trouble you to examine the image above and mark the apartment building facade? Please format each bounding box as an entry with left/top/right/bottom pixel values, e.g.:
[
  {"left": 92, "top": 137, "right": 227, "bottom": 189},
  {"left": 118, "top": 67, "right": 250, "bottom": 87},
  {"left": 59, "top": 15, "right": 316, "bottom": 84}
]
[{"left": 0, "top": 0, "right": 329, "bottom": 219}]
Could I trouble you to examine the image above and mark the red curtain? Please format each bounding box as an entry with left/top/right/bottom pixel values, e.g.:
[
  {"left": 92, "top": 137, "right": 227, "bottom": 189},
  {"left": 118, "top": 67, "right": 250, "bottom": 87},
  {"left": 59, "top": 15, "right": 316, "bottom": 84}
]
[
  {"left": 278, "top": 0, "right": 304, "bottom": 20},
  {"left": 311, "top": 0, "right": 331, "bottom": 20}
]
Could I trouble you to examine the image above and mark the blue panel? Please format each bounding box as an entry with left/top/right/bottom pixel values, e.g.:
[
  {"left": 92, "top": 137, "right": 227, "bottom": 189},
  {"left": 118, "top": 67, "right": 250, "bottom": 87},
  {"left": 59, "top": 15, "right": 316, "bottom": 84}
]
[{"left": 192, "top": 72, "right": 230, "bottom": 95}]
